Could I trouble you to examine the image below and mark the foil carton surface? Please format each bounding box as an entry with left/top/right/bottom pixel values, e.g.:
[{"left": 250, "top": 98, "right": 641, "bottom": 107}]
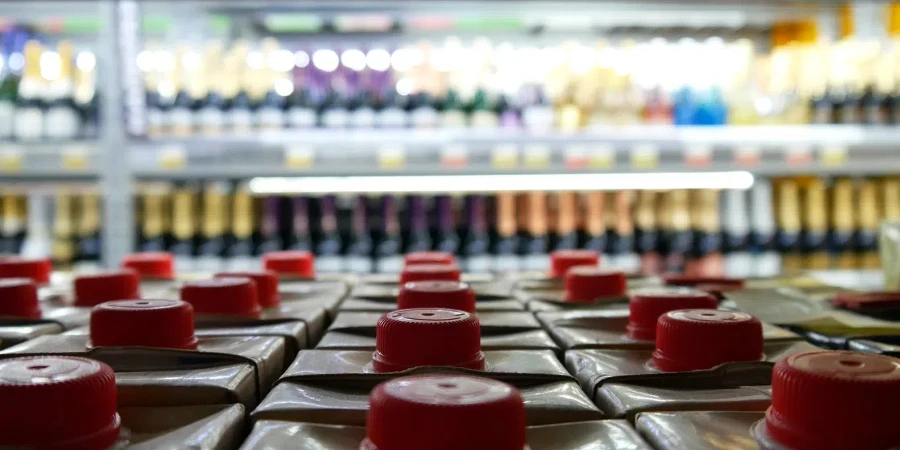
[{"left": 251, "top": 349, "right": 602, "bottom": 425}]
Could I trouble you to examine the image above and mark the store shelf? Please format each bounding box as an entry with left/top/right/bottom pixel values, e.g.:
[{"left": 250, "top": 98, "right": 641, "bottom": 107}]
[
  {"left": 0, "top": 143, "right": 100, "bottom": 179},
  {"left": 128, "top": 126, "right": 900, "bottom": 178}
]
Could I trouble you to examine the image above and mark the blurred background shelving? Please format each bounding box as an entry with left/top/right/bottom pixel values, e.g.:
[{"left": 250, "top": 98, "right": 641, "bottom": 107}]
[{"left": 2, "top": 0, "right": 900, "bottom": 273}]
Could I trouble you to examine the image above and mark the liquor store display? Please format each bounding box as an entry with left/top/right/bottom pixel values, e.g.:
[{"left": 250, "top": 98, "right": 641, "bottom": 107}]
[{"left": 0, "top": 250, "right": 898, "bottom": 449}]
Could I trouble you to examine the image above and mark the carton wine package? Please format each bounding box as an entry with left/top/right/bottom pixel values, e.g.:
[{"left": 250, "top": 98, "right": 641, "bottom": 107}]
[
  {"left": 0, "top": 299, "right": 286, "bottom": 409},
  {"left": 537, "top": 287, "right": 798, "bottom": 351},
  {"left": 344, "top": 279, "right": 523, "bottom": 312},
  {"left": 0, "top": 355, "right": 245, "bottom": 449},
  {"left": 565, "top": 309, "right": 819, "bottom": 420},
  {"left": 252, "top": 308, "right": 601, "bottom": 426},
  {"left": 635, "top": 351, "right": 900, "bottom": 450},
  {"left": 317, "top": 309, "right": 559, "bottom": 355},
  {"left": 241, "top": 375, "right": 651, "bottom": 450}
]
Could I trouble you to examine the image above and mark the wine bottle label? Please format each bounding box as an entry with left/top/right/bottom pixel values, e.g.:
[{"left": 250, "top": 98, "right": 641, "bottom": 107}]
[
  {"left": 753, "top": 252, "right": 782, "bottom": 277},
  {"left": 315, "top": 255, "right": 344, "bottom": 274},
  {"left": 350, "top": 107, "right": 376, "bottom": 128},
  {"left": 465, "top": 255, "right": 492, "bottom": 273},
  {"left": 146, "top": 108, "right": 166, "bottom": 136},
  {"left": 257, "top": 107, "right": 285, "bottom": 130},
  {"left": 288, "top": 107, "right": 317, "bottom": 128},
  {"left": 197, "top": 107, "right": 225, "bottom": 134},
  {"left": 43, "top": 106, "right": 80, "bottom": 140},
  {"left": 864, "top": 103, "right": 886, "bottom": 125},
  {"left": 321, "top": 108, "right": 350, "bottom": 128},
  {"left": 469, "top": 110, "right": 498, "bottom": 128},
  {"left": 493, "top": 254, "right": 520, "bottom": 272},
  {"left": 376, "top": 255, "right": 403, "bottom": 273},
  {"left": 522, "top": 253, "right": 550, "bottom": 271},
  {"left": 346, "top": 257, "right": 373, "bottom": 274},
  {"left": 376, "top": 108, "right": 408, "bottom": 128},
  {"left": 229, "top": 109, "right": 254, "bottom": 134},
  {"left": 411, "top": 107, "right": 439, "bottom": 128},
  {"left": 0, "top": 102, "right": 15, "bottom": 139},
  {"left": 441, "top": 110, "right": 467, "bottom": 128},
  {"left": 522, "top": 106, "right": 555, "bottom": 132},
  {"left": 169, "top": 107, "right": 195, "bottom": 136},
  {"left": 195, "top": 255, "right": 223, "bottom": 272},
  {"left": 13, "top": 108, "right": 44, "bottom": 141},
  {"left": 724, "top": 252, "right": 754, "bottom": 278}
]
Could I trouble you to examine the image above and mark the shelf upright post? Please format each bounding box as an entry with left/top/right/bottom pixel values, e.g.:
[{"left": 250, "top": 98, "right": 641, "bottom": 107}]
[{"left": 97, "top": 0, "right": 140, "bottom": 268}]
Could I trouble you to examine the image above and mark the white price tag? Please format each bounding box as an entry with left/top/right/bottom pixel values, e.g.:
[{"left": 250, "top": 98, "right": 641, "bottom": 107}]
[
  {"left": 590, "top": 144, "right": 615, "bottom": 169},
  {"left": 734, "top": 146, "right": 761, "bottom": 167},
  {"left": 564, "top": 145, "right": 588, "bottom": 169},
  {"left": 786, "top": 145, "right": 812, "bottom": 166},
  {"left": 685, "top": 144, "right": 712, "bottom": 167},
  {"left": 441, "top": 144, "right": 468, "bottom": 168}
]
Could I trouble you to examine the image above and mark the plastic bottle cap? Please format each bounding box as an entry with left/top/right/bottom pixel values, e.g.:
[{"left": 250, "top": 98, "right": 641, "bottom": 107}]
[
  {"left": 215, "top": 271, "right": 280, "bottom": 308},
  {"left": 397, "top": 281, "right": 476, "bottom": 313},
  {"left": 831, "top": 291, "right": 900, "bottom": 310},
  {"left": 549, "top": 250, "right": 599, "bottom": 278},
  {"left": 362, "top": 375, "right": 526, "bottom": 450},
  {"left": 262, "top": 251, "right": 315, "bottom": 278},
  {"left": 403, "top": 251, "right": 456, "bottom": 267},
  {"left": 564, "top": 266, "right": 627, "bottom": 302},
  {"left": 73, "top": 270, "right": 141, "bottom": 307},
  {"left": 0, "top": 257, "right": 52, "bottom": 284},
  {"left": 0, "top": 356, "right": 120, "bottom": 449},
  {"left": 121, "top": 252, "right": 174, "bottom": 280},
  {"left": 652, "top": 309, "right": 764, "bottom": 372},
  {"left": 0, "top": 278, "right": 41, "bottom": 319},
  {"left": 765, "top": 351, "right": 900, "bottom": 450},
  {"left": 373, "top": 308, "right": 484, "bottom": 372},
  {"left": 180, "top": 278, "right": 261, "bottom": 318},
  {"left": 398, "top": 264, "right": 461, "bottom": 285},
  {"left": 626, "top": 287, "right": 719, "bottom": 341},
  {"left": 90, "top": 299, "right": 199, "bottom": 350},
  {"left": 661, "top": 274, "right": 745, "bottom": 289}
]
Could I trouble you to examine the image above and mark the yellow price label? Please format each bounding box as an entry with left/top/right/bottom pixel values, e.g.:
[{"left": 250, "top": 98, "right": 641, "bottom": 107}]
[
  {"left": 158, "top": 146, "right": 187, "bottom": 170},
  {"left": 491, "top": 144, "right": 519, "bottom": 169},
  {"left": 378, "top": 146, "right": 406, "bottom": 170},
  {"left": 589, "top": 144, "right": 615, "bottom": 169},
  {"left": 0, "top": 149, "right": 22, "bottom": 172},
  {"left": 523, "top": 144, "right": 551, "bottom": 168},
  {"left": 630, "top": 144, "right": 659, "bottom": 169},
  {"left": 820, "top": 146, "right": 848, "bottom": 167},
  {"left": 62, "top": 148, "right": 88, "bottom": 170},
  {"left": 284, "top": 146, "right": 315, "bottom": 169}
]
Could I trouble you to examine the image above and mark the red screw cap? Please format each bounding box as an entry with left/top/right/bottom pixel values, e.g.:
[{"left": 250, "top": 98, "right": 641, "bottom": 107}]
[
  {"left": 549, "top": 250, "right": 599, "bottom": 278},
  {"left": 362, "top": 375, "right": 526, "bottom": 450},
  {"left": 653, "top": 309, "right": 764, "bottom": 372},
  {"left": 215, "top": 270, "right": 280, "bottom": 308},
  {"left": 399, "top": 264, "right": 461, "bottom": 285},
  {"left": 0, "top": 257, "right": 51, "bottom": 284},
  {"left": 765, "top": 351, "right": 900, "bottom": 450},
  {"left": 397, "top": 281, "right": 476, "bottom": 313},
  {"left": 403, "top": 251, "right": 456, "bottom": 267},
  {"left": 626, "top": 287, "right": 719, "bottom": 341},
  {"left": 180, "top": 277, "right": 261, "bottom": 318},
  {"left": 373, "top": 308, "right": 484, "bottom": 372},
  {"left": 73, "top": 270, "right": 140, "bottom": 307},
  {"left": 662, "top": 274, "right": 745, "bottom": 289},
  {"left": 262, "top": 250, "right": 315, "bottom": 278},
  {"left": 90, "top": 299, "right": 199, "bottom": 350},
  {"left": 121, "top": 252, "right": 174, "bottom": 280},
  {"left": 0, "top": 278, "right": 41, "bottom": 319},
  {"left": 0, "top": 356, "right": 120, "bottom": 449},
  {"left": 564, "top": 266, "right": 627, "bottom": 302}
]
